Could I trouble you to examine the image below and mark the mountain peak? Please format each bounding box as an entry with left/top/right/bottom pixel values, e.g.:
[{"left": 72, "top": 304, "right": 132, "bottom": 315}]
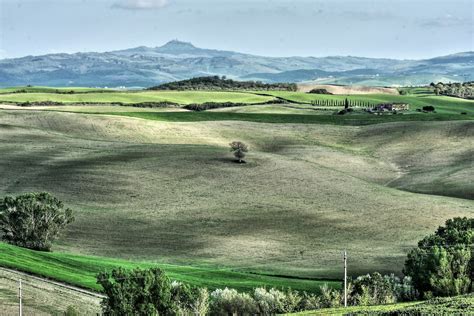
[{"left": 160, "top": 40, "right": 196, "bottom": 49}]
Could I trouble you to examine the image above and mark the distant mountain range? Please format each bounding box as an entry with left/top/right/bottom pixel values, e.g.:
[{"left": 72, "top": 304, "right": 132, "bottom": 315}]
[{"left": 1, "top": 40, "right": 473, "bottom": 87}]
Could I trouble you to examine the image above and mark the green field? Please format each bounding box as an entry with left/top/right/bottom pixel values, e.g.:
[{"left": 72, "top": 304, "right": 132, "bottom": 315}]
[
  {"left": 0, "top": 90, "right": 275, "bottom": 104},
  {"left": 262, "top": 90, "right": 473, "bottom": 114},
  {"left": 92, "top": 110, "right": 473, "bottom": 125},
  {"left": 0, "top": 243, "right": 335, "bottom": 293},
  {"left": 0, "top": 86, "right": 115, "bottom": 94},
  {"left": 0, "top": 88, "right": 473, "bottom": 308}
]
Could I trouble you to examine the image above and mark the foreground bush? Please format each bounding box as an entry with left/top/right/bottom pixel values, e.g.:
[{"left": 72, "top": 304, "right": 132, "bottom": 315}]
[
  {"left": 210, "top": 288, "right": 257, "bottom": 315},
  {"left": 172, "top": 281, "right": 209, "bottom": 315},
  {"left": 97, "top": 266, "right": 460, "bottom": 315},
  {"left": 253, "top": 287, "right": 301, "bottom": 314},
  {"left": 349, "top": 273, "right": 397, "bottom": 306},
  {"left": 0, "top": 192, "right": 74, "bottom": 251},
  {"left": 404, "top": 217, "right": 473, "bottom": 298},
  {"left": 98, "top": 268, "right": 175, "bottom": 315}
]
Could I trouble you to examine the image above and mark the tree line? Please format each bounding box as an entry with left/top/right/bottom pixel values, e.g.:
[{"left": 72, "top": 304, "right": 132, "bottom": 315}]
[
  {"left": 148, "top": 76, "right": 298, "bottom": 91},
  {"left": 310, "top": 98, "right": 375, "bottom": 108},
  {"left": 430, "top": 81, "right": 474, "bottom": 99}
]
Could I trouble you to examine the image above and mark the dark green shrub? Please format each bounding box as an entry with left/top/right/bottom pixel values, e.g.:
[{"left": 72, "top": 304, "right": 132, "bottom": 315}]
[
  {"left": 0, "top": 192, "right": 74, "bottom": 251},
  {"left": 422, "top": 105, "right": 435, "bottom": 112},
  {"left": 349, "top": 272, "right": 397, "bottom": 306},
  {"left": 308, "top": 88, "right": 332, "bottom": 95},
  {"left": 97, "top": 267, "right": 175, "bottom": 315},
  {"left": 171, "top": 281, "right": 209, "bottom": 315},
  {"left": 404, "top": 217, "right": 473, "bottom": 297},
  {"left": 148, "top": 76, "right": 297, "bottom": 91}
]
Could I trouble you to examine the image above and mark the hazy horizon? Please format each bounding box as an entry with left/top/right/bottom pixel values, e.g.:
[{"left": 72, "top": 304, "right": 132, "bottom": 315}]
[
  {"left": 1, "top": 38, "right": 473, "bottom": 61},
  {"left": 1, "top": 0, "right": 473, "bottom": 60}
]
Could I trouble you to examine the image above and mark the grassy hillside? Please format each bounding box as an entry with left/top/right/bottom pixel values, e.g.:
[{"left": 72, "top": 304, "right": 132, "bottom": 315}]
[
  {"left": 0, "top": 108, "right": 472, "bottom": 281},
  {"left": 0, "top": 90, "right": 275, "bottom": 104},
  {"left": 92, "top": 111, "right": 473, "bottom": 125},
  {"left": 0, "top": 243, "right": 335, "bottom": 293},
  {"left": 290, "top": 294, "right": 474, "bottom": 315}
]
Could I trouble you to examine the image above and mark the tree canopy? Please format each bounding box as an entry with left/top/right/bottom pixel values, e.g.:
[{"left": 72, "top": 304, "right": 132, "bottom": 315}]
[
  {"left": 404, "top": 217, "right": 473, "bottom": 297},
  {"left": 148, "top": 76, "right": 297, "bottom": 91},
  {"left": 0, "top": 192, "right": 74, "bottom": 251},
  {"left": 229, "top": 141, "right": 249, "bottom": 163}
]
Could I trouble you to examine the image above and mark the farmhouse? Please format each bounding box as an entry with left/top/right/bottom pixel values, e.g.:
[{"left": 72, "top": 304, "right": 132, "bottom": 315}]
[{"left": 373, "top": 103, "right": 409, "bottom": 112}]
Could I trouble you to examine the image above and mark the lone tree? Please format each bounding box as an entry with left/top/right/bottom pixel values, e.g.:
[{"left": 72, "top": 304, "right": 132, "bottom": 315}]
[
  {"left": 229, "top": 141, "right": 248, "bottom": 163},
  {"left": 0, "top": 192, "right": 74, "bottom": 251},
  {"left": 404, "top": 217, "right": 473, "bottom": 297}
]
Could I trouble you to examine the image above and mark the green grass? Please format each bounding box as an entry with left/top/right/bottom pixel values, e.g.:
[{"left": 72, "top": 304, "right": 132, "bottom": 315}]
[
  {"left": 290, "top": 302, "right": 420, "bottom": 315},
  {"left": 262, "top": 91, "right": 474, "bottom": 114},
  {"left": 96, "top": 110, "right": 473, "bottom": 125},
  {"left": 0, "top": 242, "right": 337, "bottom": 293},
  {"left": 1, "top": 88, "right": 472, "bottom": 312},
  {"left": 0, "top": 109, "right": 472, "bottom": 281},
  {"left": 1, "top": 88, "right": 472, "bottom": 116},
  {"left": 0, "top": 86, "right": 115, "bottom": 93},
  {"left": 290, "top": 294, "right": 474, "bottom": 315},
  {"left": 0, "top": 90, "right": 275, "bottom": 104}
]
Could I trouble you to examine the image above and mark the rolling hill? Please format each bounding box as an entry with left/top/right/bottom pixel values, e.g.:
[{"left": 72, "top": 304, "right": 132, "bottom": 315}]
[
  {"left": 0, "top": 101, "right": 472, "bottom": 280},
  {"left": 0, "top": 40, "right": 472, "bottom": 87}
]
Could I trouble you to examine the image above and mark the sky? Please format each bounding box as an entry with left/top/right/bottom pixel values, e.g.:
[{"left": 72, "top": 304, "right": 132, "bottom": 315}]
[{"left": 0, "top": 0, "right": 472, "bottom": 60}]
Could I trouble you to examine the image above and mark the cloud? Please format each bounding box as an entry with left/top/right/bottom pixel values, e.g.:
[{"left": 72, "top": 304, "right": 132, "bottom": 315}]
[
  {"left": 419, "top": 14, "right": 471, "bottom": 28},
  {"left": 111, "top": 0, "right": 169, "bottom": 10}
]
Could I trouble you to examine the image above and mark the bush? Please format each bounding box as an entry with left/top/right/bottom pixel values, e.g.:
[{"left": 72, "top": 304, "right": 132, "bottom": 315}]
[
  {"left": 253, "top": 287, "right": 301, "bottom": 314},
  {"left": 129, "top": 101, "right": 179, "bottom": 108},
  {"left": 171, "top": 281, "right": 209, "bottom": 315},
  {"left": 210, "top": 288, "right": 257, "bottom": 315},
  {"left": 404, "top": 217, "right": 473, "bottom": 297},
  {"left": 183, "top": 102, "right": 245, "bottom": 111},
  {"left": 319, "top": 283, "right": 342, "bottom": 308},
  {"left": 349, "top": 273, "right": 396, "bottom": 306},
  {"left": 384, "top": 274, "right": 418, "bottom": 302},
  {"left": 422, "top": 105, "right": 435, "bottom": 112},
  {"left": 97, "top": 267, "right": 175, "bottom": 315},
  {"left": 308, "top": 88, "right": 332, "bottom": 95},
  {"left": 298, "top": 291, "right": 321, "bottom": 311},
  {"left": 0, "top": 192, "right": 74, "bottom": 251}
]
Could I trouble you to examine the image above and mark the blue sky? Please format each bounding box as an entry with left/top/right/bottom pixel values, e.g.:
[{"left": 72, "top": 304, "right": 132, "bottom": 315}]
[{"left": 0, "top": 0, "right": 472, "bottom": 59}]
